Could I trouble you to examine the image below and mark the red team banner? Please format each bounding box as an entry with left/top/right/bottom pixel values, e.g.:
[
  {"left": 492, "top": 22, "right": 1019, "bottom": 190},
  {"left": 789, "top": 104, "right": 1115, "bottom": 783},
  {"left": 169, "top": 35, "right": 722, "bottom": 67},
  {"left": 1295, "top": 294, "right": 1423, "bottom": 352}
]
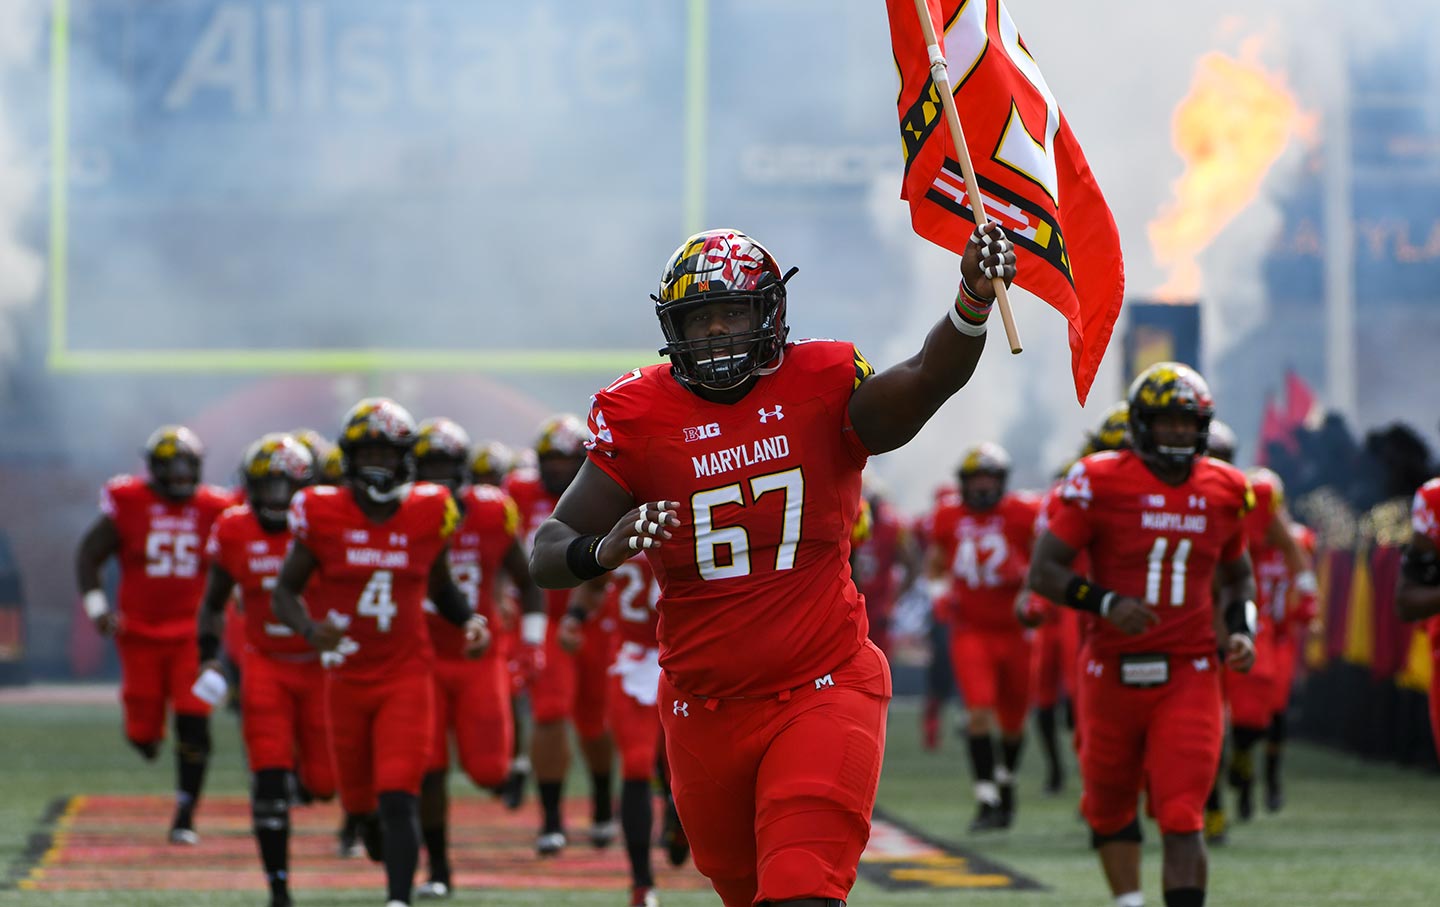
[{"left": 886, "top": 0, "right": 1125, "bottom": 403}]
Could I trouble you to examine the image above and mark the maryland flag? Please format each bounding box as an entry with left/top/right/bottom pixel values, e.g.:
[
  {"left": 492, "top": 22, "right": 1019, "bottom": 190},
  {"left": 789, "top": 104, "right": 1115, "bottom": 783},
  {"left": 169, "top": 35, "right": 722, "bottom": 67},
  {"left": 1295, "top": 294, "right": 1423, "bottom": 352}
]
[{"left": 887, "top": 0, "right": 1124, "bottom": 403}]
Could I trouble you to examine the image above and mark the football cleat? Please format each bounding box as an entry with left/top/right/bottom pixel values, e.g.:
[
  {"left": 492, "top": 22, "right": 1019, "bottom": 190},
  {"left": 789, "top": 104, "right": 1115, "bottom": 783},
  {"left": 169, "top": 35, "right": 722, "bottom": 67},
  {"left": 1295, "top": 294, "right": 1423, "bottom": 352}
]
[
  {"left": 499, "top": 762, "right": 528, "bottom": 811},
  {"left": 589, "top": 818, "right": 619, "bottom": 849},
  {"left": 415, "top": 879, "right": 451, "bottom": 899},
  {"left": 967, "top": 801, "right": 1008, "bottom": 833},
  {"left": 630, "top": 885, "right": 661, "bottom": 907},
  {"left": 167, "top": 826, "right": 200, "bottom": 846},
  {"left": 536, "top": 830, "right": 567, "bottom": 857},
  {"left": 337, "top": 814, "right": 365, "bottom": 858}
]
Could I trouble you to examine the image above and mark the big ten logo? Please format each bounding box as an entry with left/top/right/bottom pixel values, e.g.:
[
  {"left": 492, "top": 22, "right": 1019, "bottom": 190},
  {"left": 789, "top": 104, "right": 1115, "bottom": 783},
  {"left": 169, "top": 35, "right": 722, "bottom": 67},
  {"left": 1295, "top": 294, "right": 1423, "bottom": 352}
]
[{"left": 683, "top": 423, "right": 722, "bottom": 442}]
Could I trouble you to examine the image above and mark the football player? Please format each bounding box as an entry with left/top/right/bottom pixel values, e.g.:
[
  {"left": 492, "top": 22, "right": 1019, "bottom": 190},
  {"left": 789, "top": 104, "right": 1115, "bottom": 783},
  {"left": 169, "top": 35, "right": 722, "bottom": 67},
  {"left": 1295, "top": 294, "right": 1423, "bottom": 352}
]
[
  {"left": 1396, "top": 476, "right": 1440, "bottom": 763},
  {"left": 558, "top": 555, "right": 685, "bottom": 907},
  {"left": 75, "top": 425, "right": 234, "bottom": 844},
  {"left": 1029, "top": 363, "right": 1259, "bottom": 907},
  {"left": 197, "top": 434, "right": 328, "bottom": 907},
  {"left": 506, "top": 416, "right": 618, "bottom": 855},
  {"left": 926, "top": 443, "right": 1040, "bottom": 830},
  {"left": 271, "top": 399, "right": 489, "bottom": 907},
  {"left": 529, "top": 223, "right": 1015, "bottom": 907},
  {"left": 411, "top": 418, "right": 544, "bottom": 898}
]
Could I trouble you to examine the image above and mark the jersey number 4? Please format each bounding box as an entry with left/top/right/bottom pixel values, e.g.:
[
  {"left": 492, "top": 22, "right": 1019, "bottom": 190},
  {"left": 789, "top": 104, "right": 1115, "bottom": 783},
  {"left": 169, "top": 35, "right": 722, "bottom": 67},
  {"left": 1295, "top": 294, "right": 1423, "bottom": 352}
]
[
  {"left": 691, "top": 467, "right": 804, "bottom": 581},
  {"left": 358, "top": 569, "right": 397, "bottom": 631}
]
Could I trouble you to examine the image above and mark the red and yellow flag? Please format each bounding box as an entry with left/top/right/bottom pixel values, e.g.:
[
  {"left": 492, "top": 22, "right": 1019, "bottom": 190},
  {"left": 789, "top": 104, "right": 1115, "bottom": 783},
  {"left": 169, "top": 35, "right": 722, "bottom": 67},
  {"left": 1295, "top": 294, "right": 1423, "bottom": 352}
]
[{"left": 886, "top": 0, "right": 1125, "bottom": 403}]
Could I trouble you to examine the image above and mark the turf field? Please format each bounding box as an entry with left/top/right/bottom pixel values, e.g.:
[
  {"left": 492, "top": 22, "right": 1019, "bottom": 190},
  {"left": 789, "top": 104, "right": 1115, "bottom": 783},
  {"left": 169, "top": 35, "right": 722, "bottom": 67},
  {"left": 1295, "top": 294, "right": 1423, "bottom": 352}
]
[{"left": 2, "top": 692, "right": 1437, "bottom": 906}]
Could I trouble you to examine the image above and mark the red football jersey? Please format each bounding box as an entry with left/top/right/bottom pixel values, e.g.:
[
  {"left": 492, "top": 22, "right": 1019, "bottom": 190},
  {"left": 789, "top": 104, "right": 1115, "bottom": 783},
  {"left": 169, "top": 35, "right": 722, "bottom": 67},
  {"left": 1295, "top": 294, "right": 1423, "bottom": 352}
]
[
  {"left": 206, "top": 503, "right": 311, "bottom": 658},
  {"left": 586, "top": 340, "right": 873, "bottom": 697},
  {"left": 1047, "top": 450, "right": 1253, "bottom": 659},
  {"left": 1410, "top": 478, "right": 1440, "bottom": 649},
  {"left": 288, "top": 483, "right": 458, "bottom": 680},
  {"left": 929, "top": 492, "right": 1040, "bottom": 632},
  {"left": 1024, "top": 482, "right": 1096, "bottom": 639},
  {"left": 607, "top": 556, "right": 660, "bottom": 649},
  {"left": 503, "top": 469, "right": 572, "bottom": 620},
  {"left": 427, "top": 484, "right": 519, "bottom": 660},
  {"left": 99, "top": 476, "right": 234, "bottom": 641},
  {"left": 853, "top": 499, "right": 908, "bottom": 620}
]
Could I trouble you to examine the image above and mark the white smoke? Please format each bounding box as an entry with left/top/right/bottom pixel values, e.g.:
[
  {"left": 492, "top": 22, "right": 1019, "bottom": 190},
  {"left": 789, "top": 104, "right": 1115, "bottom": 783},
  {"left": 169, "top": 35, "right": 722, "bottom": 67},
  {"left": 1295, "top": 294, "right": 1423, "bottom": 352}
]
[{"left": 0, "top": 0, "right": 45, "bottom": 377}]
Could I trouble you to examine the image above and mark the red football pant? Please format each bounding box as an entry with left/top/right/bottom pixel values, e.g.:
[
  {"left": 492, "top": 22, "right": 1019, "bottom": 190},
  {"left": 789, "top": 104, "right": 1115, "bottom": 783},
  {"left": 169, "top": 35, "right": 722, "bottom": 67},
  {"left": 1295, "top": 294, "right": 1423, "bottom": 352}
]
[
  {"left": 1269, "top": 631, "right": 1300, "bottom": 718},
  {"left": 660, "top": 641, "right": 891, "bottom": 907},
  {"left": 950, "top": 628, "right": 1032, "bottom": 735},
  {"left": 325, "top": 669, "right": 433, "bottom": 815},
  {"left": 427, "top": 653, "right": 512, "bottom": 789},
  {"left": 1077, "top": 649, "right": 1223, "bottom": 836},
  {"left": 1031, "top": 610, "right": 1079, "bottom": 710},
  {"left": 530, "top": 628, "right": 577, "bottom": 725},
  {"left": 1224, "top": 629, "right": 1278, "bottom": 730},
  {"left": 609, "top": 676, "right": 662, "bottom": 781},
  {"left": 241, "top": 654, "right": 334, "bottom": 798},
  {"left": 1430, "top": 650, "right": 1440, "bottom": 764},
  {"left": 573, "top": 617, "right": 617, "bottom": 741},
  {"left": 116, "top": 635, "right": 210, "bottom": 744}
]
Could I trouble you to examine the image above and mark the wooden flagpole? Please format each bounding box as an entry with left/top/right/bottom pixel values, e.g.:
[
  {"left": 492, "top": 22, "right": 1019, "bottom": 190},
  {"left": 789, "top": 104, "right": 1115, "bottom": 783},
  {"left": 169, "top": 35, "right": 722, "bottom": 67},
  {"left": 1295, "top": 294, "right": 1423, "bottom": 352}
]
[{"left": 912, "top": 0, "right": 1022, "bottom": 353}]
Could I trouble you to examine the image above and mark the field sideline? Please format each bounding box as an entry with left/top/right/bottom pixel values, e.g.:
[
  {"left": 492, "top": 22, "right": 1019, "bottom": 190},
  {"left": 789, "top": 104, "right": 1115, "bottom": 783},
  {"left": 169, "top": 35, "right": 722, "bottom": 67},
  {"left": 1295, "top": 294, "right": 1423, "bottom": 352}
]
[{"left": 1, "top": 694, "right": 1437, "bottom": 906}]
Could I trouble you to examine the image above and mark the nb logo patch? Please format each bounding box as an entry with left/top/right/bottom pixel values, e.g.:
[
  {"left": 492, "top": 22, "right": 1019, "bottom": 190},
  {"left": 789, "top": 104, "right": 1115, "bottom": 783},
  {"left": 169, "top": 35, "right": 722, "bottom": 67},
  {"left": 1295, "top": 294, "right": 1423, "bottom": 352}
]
[
  {"left": 672, "top": 700, "right": 689, "bottom": 717},
  {"left": 758, "top": 406, "right": 784, "bottom": 424}
]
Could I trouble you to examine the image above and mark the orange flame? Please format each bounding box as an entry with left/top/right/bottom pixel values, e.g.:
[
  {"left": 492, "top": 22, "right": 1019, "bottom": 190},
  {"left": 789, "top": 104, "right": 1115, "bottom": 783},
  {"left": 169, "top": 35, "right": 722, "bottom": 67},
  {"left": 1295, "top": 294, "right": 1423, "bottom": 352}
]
[{"left": 1148, "top": 38, "right": 1316, "bottom": 301}]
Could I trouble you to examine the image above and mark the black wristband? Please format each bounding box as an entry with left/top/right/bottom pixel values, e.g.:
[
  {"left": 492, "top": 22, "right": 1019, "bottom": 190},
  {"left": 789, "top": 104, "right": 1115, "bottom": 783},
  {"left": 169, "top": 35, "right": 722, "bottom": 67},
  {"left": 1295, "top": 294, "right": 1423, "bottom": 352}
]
[
  {"left": 566, "top": 603, "right": 589, "bottom": 622},
  {"left": 1064, "top": 576, "right": 1115, "bottom": 615},
  {"left": 197, "top": 632, "right": 220, "bottom": 663},
  {"left": 1225, "top": 599, "right": 1257, "bottom": 638},
  {"left": 566, "top": 534, "right": 614, "bottom": 581}
]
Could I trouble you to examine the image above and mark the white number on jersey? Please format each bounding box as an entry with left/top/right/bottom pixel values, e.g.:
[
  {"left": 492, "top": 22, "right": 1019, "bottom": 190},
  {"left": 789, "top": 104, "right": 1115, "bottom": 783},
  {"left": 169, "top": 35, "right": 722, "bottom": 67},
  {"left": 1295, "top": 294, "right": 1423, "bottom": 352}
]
[
  {"left": 1144, "top": 536, "right": 1193, "bottom": 607},
  {"left": 357, "top": 569, "right": 398, "bottom": 631},
  {"left": 145, "top": 530, "right": 201, "bottom": 578},
  {"left": 951, "top": 530, "right": 1009, "bottom": 589},
  {"left": 692, "top": 467, "right": 804, "bottom": 581}
]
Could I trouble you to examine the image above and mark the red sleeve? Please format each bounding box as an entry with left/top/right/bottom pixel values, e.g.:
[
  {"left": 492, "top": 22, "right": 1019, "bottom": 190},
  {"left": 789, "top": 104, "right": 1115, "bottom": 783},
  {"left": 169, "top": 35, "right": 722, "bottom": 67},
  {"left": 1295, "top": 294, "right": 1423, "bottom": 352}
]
[
  {"left": 287, "top": 488, "right": 317, "bottom": 545},
  {"left": 584, "top": 376, "right": 640, "bottom": 495},
  {"left": 99, "top": 476, "right": 133, "bottom": 519},
  {"left": 1046, "top": 461, "right": 1097, "bottom": 551},
  {"left": 205, "top": 513, "right": 228, "bottom": 572},
  {"left": 838, "top": 343, "right": 876, "bottom": 465}
]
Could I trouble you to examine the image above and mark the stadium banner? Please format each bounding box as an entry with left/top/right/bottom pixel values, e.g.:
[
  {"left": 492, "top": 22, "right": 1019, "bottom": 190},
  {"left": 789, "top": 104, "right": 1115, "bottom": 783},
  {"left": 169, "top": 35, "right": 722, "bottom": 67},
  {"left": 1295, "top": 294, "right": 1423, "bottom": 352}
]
[{"left": 1120, "top": 300, "right": 1201, "bottom": 392}]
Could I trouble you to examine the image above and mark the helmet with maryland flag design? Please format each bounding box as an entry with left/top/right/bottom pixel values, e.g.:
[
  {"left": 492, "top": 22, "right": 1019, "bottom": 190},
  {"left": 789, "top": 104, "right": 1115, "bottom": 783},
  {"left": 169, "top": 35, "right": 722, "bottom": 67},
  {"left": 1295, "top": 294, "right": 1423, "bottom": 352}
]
[
  {"left": 957, "top": 442, "right": 1011, "bottom": 511},
  {"left": 1206, "top": 419, "right": 1238, "bottom": 464},
  {"left": 291, "top": 428, "right": 343, "bottom": 484},
  {"left": 414, "top": 417, "right": 473, "bottom": 494},
  {"left": 1126, "top": 362, "right": 1215, "bottom": 470},
  {"left": 1083, "top": 402, "right": 1131, "bottom": 456},
  {"left": 534, "top": 415, "right": 588, "bottom": 497},
  {"left": 469, "top": 441, "right": 514, "bottom": 487},
  {"left": 241, "top": 433, "right": 314, "bottom": 530},
  {"left": 654, "top": 229, "right": 797, "bottom": 390},
  {"left": 144, "top": 425, "right": 205, "bottom": 501},
  {"left": 337, "top": 398, "right": 418, "bottom": 502}
]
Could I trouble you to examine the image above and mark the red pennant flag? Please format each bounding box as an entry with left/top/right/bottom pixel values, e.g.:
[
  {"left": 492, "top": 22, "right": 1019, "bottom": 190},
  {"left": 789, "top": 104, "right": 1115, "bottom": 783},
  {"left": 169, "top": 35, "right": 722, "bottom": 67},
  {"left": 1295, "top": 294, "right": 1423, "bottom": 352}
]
[
  {"left": 887, "top": 0, "right": 1125, "bottom": 404},
  {"left": 1283, "top": 369, "right": 1319, "bottom": 429},
  {"left": 1257, "top": 392, "right": 1291, "bottom": 463}
]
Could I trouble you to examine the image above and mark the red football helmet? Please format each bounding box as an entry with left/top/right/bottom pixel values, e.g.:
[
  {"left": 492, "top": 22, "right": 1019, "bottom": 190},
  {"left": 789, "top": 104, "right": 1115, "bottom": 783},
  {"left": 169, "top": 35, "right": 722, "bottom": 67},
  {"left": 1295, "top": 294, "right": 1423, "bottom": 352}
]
[{"left": 654, "top": 229, "right": 796, "bottom": 389}]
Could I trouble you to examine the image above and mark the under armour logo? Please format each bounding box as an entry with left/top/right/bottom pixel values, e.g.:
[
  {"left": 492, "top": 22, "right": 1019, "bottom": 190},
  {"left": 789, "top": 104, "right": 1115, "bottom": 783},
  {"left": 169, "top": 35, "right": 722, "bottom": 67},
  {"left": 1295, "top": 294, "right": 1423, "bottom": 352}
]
[
  {"left": 758, "top": 405, "right": 784, "bottom": 423},
  {"left": 814, "top": 674, "right": 834, "bottom": 690},
  {"left": 672, "top": 700, "right": 689, "bottom": 717},
  {"left": 1086, "top": 660, "right": 1103, "bottom": 678},
  {"left": 1193, "top": 657, "right": 1210, "bottom": 672}
]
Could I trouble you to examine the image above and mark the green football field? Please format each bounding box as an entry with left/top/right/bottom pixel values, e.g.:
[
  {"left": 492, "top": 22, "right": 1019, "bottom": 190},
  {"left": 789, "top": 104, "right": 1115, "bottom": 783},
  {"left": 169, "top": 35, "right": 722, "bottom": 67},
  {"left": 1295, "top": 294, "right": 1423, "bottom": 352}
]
[{"left": 1, "top": 694, "right": 1437, "bottom": 906}]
